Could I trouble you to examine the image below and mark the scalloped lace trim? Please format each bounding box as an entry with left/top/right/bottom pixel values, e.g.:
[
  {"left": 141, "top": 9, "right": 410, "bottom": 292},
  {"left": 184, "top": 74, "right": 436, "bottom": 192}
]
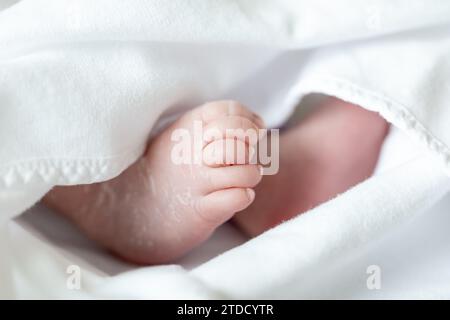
[
  {"left": 0, "top": 146, "right": 144, "bottom": 188},
  {"left": 284, "top": 75, "right": 450, "bottom": 175}
]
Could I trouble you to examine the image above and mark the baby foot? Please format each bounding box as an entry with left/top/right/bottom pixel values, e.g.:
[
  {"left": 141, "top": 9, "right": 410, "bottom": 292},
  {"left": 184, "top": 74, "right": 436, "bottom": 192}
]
[
  {"left": 43, "top": 101, "right": 264, "bottom": 264},
  {"left": 234, "top": 97, "right": 389, "bottom": 236}
]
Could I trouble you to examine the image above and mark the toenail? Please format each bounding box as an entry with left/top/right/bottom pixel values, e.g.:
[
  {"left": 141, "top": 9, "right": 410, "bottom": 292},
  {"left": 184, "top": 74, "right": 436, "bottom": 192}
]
[
  {"left": 246, "top": 188, "right": 255, "bottom": 201},
  {"left": 227, "top": 100, "right": 238, "bottom": 115},
  {"left": 253, "top": 113, "right": 266, "bottom": 128},
  {"left": 258, "top": 165, "right": 264, "bottom": 175}
]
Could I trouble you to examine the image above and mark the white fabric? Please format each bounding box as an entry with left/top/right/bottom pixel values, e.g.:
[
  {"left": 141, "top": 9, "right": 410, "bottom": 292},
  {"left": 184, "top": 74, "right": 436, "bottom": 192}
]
[{"left": 1, "top": 0, "right": 450, "bottom": 298}]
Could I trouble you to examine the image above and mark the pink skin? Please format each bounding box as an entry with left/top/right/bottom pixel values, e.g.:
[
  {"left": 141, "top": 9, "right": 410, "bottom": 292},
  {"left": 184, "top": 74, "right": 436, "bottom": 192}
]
[
  {"left": 43, "top": 101, "right": 264, "bottom": 264},
  {"left": 234, "top": 97, "right": 389, "bottom": 235},
  {"left": 43, "top": 97, "right": 389, "bottom": 264}
]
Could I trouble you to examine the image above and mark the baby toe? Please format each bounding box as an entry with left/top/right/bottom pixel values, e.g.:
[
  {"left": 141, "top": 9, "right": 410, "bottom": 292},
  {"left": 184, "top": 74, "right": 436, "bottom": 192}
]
[
  {"left": 203, "top": 138, "right": 256, "bottom": 167},
  {"left": 203, "top": 115, "right": 262, "bottom": 147},
  {"left": 195, "top": 188, "right": 255, "bottom": 226},
  {"left": 196, "top": 100, "right": 264, "bottom": 128},
  {"left": 202, "top": 164, "right": 262, "bottom": 192}
]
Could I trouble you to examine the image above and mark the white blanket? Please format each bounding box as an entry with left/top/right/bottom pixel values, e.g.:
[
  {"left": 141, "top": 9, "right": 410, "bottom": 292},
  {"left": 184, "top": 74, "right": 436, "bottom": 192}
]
[{"left": 1, "top": 0, "right": 450, "bottom": 298}]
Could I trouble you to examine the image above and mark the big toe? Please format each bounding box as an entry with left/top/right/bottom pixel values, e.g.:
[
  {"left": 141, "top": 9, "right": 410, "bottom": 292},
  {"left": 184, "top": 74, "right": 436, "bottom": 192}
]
[{"left": 195, "top": 187, "right": 256, "bottom": 227}]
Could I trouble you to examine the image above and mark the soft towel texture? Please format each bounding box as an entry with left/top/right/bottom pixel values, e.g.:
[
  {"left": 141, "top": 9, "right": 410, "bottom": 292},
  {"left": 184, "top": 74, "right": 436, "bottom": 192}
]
[{"left": 1, "top": 0, "right": 450, "bottom": 298}]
